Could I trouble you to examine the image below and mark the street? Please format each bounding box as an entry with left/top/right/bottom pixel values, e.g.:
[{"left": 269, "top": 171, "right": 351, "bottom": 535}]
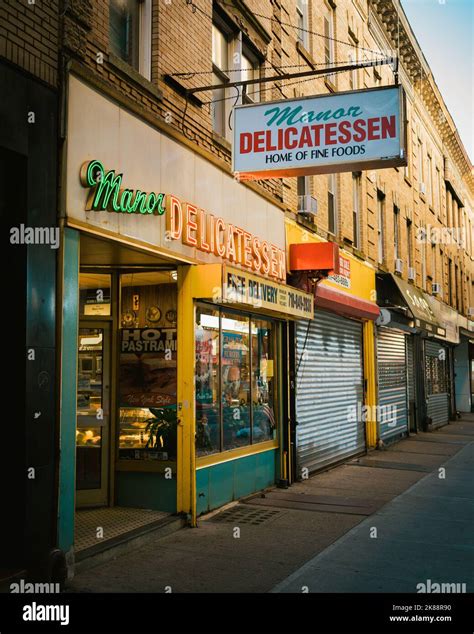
[{"left": 68, "top": 416, "right": 474, "bottom": 594}]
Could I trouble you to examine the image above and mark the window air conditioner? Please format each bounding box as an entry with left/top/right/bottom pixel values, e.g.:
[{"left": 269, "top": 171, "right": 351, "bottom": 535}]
[
  {"left": 408, "top": 267, "right": 416, "bottom": 281},
  {"left": 420, "top": 182, "right": 426, "bottom": 195},
  {"left": 297, "top": 195, "right": 318, "bottom": 219},
  {"left": 467, "top": 307, "right": 474, "bottom": 317},
  {"left": 431, "top": 282, "right": 441, "bottom": 295},
  {"left": 394, "top": 258, "right": 403, "bottom": 274}
]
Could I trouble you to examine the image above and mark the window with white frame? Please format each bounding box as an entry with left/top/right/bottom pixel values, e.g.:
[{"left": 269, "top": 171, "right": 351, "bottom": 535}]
[
  {"left": 109, "top": 0, "right": 152, "bottom": 80},
  {"left": 328, "top": 174, "right": 337, "bottom": 235},
  {"left": 241, "top": 47, "right": 261, "bottom": 104},
  {"left": 377, "top": 191, "right": 385, "bottom": 264},
  {"left": 393, "top": 205, "right": 400, "bottom": 261},
  {"left": 352, "top": 172, "right": 361, "bottom": 249},
  {"left": 418, "top": 137, "right": 424, "bottom": 191},
  {"left": 297, "top": 0, "right": 309, "bottom": 49},
  {"left": 212, "top": 23, "right": 230, "bottom": 138},
  {"left": 407, "top": 219, "right": 413, "bottom": 270},
  {"left": 427, "top": 154, "right": 433, "bottom": 204},
  {"left": 324, "top": 7, "right": 336, "bottom": 84},
  {"left": 435, "top": 166, "right": 441, "bottom": 215},
  {"left": 348, "top": 50, "right": 359, "bottom": 91}
]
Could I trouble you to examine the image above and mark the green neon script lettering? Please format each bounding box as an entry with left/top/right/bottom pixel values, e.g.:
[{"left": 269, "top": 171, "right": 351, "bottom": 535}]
[{"left": 80, "top": 160, "right": 166, "bottom": 216}]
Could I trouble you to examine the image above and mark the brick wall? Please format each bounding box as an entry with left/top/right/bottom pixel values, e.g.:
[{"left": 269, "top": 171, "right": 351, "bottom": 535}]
[
  {"left": 0, "top": 0, "right": 59, "bottom": 86},
  {"left": 7, "top": 0, "right": 467, "bottom": 314}
]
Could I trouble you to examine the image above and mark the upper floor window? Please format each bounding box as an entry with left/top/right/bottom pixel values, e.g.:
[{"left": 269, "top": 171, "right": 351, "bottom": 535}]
[
  {"left": 212, "top": 23, "right": 230, "bottom": 137},
  {"left": 297, "top": 0, "right": 309, "bottom": 49},
  {"left": 324, "top": 6, "right": 336, "bottom": 84},
  {"left": 327, "top": 174, "right": 337, "bottom": 236},
  {"left": 417, "top": 137, "right": 424, "bottom": 190},
  {"left": 241, "top": 48, "right": 260, "bottom": 104},
  {"left": 109, "top": 0, "right": 152, "bottom": 79},
  {"left": 393, "top": 205, "right": 400, "bottom": 261},
  {"left": 348, "top": 49, "right": 359, "bottom": 91},
  {"left": 427, "top": 154, "right": 433, "bottom": 204},
  {"left": 352, "top": 172, "right": 361, "bottom": 249},
  {"left": 406, "top": 219, "right": 413, "bottom": 270},
  {"left": 377, "top": 190, "right": 385, "bottom": 264}
]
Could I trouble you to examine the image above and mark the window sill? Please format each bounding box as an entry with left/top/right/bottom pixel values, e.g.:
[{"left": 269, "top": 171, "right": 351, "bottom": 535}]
[
  {"left": 296, "top": 41, "right": 316, "bottom": 68},
  {"left": 212, "top": 131, "right": 232, "bottom": 153},
  {"left": 196, "top": 439, "right": 279, "bottom": 469},
  {"left": 107, "top": 51, "right": 163, "bottom": 102},
  {"left": 352, "top": 248, "right": 366, "bottom": 261}
]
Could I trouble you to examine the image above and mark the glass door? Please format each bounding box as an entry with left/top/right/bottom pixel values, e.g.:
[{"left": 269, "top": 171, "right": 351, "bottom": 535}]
[{"left": 76, "top": 322, "right": 111, "bottom": 507}]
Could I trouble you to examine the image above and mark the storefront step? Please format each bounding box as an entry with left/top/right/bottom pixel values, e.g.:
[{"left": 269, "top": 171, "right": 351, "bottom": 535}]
[{"left": 72, "top": 514, "right": 186, "bottom": 578}]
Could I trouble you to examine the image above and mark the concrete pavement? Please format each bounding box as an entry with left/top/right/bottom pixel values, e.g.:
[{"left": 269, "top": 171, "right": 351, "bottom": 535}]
[
  {"left": 273, "top": 440, "right": 474, "bottom": 592},
  {"left": 67, "top": 416, "right": 474, "bottom": 593}
]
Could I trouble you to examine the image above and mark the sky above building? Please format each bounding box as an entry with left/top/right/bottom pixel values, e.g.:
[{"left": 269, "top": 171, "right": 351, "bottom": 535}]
[{"left": 400, "top": 0, "right": 473, "bottom": 164}]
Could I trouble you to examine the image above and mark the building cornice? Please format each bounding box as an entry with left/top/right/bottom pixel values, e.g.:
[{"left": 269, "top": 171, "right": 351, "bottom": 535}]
[{"left": 371, "top": 0, "right": 474, "bottom": 196}]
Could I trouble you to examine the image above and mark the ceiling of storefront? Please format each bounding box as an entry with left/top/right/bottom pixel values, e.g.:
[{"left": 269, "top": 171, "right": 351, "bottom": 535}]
[{"left": 79, "top": 233, "right": 175, "bottom": 267}]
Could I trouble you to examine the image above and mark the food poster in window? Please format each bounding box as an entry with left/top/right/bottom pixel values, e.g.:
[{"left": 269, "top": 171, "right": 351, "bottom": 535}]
[{"left": 119, "top": 328, "right": 177, "bottom": 460}]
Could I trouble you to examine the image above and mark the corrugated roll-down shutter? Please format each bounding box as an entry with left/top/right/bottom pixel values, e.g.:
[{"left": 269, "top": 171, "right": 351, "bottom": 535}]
[
  {"left": 376, "top": 327, "right": 408, "bottom": 442},
  {"left": 295, "top": 310, "right": 365, "bottom": 475},
  {"left": 425, "top": 340, "right": 450, "bottom": 428},
  {"left": 406, "top": 336, "right": 415, "bottom": 404},
  {"left": 427, "top": 393, "right": 450, "bottom": 428}
]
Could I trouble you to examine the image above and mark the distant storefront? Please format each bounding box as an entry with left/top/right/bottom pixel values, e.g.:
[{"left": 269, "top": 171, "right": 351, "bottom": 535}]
[
  {"left": 376, "top": 274, "right": 449, "bottom": 434},
  {"left": 286, "top": 220, "right": 379, "bottom": 476}
]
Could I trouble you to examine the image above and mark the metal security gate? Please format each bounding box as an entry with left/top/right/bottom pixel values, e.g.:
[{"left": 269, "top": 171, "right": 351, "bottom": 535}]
[
  {"left": 425, "top": 340, "right": 450, "bottom": 428},
  {"left": 295, "top": 310, "right": 365, "bottom": 474},
  {"left": 406, "top": 336, "right": 417, "bottom": 432},
  {"left": 376, "top": 328, "right": 408, "bottom": 441}
]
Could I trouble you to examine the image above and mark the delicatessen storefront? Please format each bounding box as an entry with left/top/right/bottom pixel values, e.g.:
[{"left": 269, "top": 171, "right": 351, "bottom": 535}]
[{"left": 57, "top": 74, "right": 313, "bottom": 567}]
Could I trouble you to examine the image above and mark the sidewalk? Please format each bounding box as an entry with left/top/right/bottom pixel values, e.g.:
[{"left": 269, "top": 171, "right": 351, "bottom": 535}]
[{"left": 67, "top": 416, "right": 474, "bottom": 593}]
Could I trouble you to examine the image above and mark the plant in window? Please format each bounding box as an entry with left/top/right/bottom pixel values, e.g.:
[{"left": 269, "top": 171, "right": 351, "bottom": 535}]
[{"left": 144, "top": 406, "right": 178, "bottom": 455}]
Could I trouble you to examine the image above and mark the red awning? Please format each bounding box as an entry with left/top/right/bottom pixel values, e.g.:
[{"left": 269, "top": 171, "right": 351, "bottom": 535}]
[{"left": 315, "top": 283, "right": 380, "bottom": 321}]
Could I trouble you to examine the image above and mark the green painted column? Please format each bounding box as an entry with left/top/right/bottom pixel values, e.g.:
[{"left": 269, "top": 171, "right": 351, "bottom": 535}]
[{"left": 57, "top": 228, "right": 79, "bottom": 560}]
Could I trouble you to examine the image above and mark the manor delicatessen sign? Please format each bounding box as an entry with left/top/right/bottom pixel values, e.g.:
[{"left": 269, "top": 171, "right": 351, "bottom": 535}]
[{"left": 233, "top": 85, "right": 406, "bottom": 179}]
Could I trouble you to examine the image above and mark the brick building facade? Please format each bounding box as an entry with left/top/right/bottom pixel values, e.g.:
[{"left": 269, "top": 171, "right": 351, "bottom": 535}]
[
  {"left": 1, "top": 0, "right": 472, "bottom": 579},
  {"left": 47, "top": 0, "right": 473, "bottom": 312}
]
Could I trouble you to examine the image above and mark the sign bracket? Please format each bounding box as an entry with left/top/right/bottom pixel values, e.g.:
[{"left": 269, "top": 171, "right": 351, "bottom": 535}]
[{"left": 182, "top": 58, "right": 398, "bottom": 97}]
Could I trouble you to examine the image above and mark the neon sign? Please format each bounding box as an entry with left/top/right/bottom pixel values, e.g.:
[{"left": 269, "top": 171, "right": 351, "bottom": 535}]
[
  {"left": 80, "top": 160, "right": 165, "bottom": 215},
  {"left": 165, "top": 195, "right": 286, "bottom": 282}
]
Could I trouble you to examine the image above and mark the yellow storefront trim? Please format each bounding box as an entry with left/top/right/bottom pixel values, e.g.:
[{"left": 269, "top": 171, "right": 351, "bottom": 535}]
[
  {"left": 196, "top": 440, "right": 279, "bottom": 469},
  {"left": 363, "top": 320, "right": 378, "bottom": 449}
]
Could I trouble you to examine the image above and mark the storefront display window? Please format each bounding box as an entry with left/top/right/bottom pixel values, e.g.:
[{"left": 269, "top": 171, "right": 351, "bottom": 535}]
[
  {"left": 196, "top": 304, "right": 278, "bottom": 457},
  {"left": 222, "top": 312, "right": 251, "bottom": 451},
  {"left": 118, "top": 271, "right": 178, "bottom": 461},
  {"left": 76, "top": 327, "right": 105, "bottom": 489}
]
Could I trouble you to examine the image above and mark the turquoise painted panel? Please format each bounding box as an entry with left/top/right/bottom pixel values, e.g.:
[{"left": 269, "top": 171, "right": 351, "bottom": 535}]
[
  {"left": 116, "top": 472, "right": 177, "bottom": 513},
  {"left": 58, "top": 228, "right": 79, "bottom": 553},
  {"left": 255, "top": 450, "right": 277, "bottom": 491},
  {"left": 208, "top": 461, "right": 234, "bottom": 510},
  {"left": 196, "top": 468, "right": 210, "bottom": 515},
  {"left": 234, "top": 454, "right": 257, "bottom": 499},
  {"left": 197, "top": 449, "right": 277, "bottom": 514}
]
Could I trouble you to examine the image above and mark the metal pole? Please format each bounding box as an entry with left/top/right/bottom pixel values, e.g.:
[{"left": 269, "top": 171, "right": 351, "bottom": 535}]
[{"left": 185, "top": 59, "right": 396, "bottom": 95}]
